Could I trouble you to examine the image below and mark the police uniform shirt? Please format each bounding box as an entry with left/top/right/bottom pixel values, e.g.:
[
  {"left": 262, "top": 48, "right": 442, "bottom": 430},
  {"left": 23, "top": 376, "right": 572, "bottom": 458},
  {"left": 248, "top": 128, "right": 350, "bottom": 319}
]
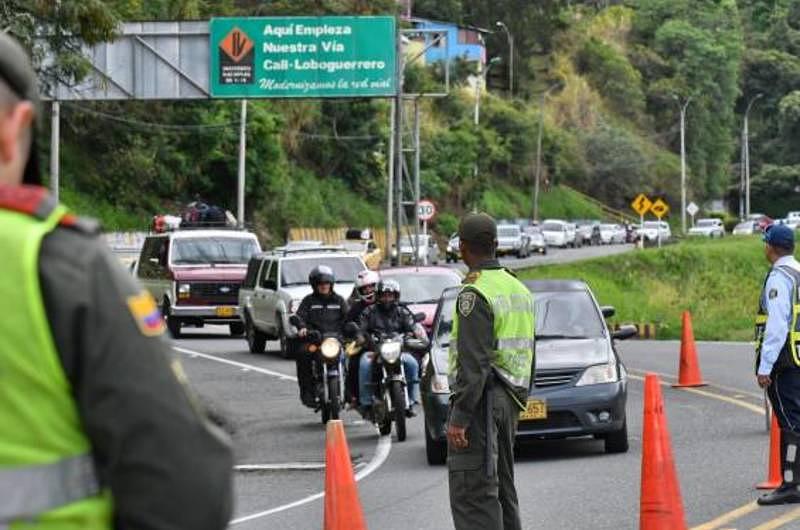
[{"left": 759, "top": 255, "right": 800, "bottom": 375}]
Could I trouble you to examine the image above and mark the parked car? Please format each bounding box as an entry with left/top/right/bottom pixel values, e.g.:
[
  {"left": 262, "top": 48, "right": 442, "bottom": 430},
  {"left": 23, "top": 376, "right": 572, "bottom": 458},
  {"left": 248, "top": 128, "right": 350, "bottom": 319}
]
[
  {"left": 732, "top": 221, "right": 759, "bottom": 236},
  {"left": 238, "top": 248, "right": 366, "bottom": 356},
  {"left": 523, "top": 226, "right": 548, "bottom": 255},
  {"left": 776, "top": 218, "right": 800, "bottom": 231},
  {"left": 421, "top": 280, "right": 636, "bottom": 465},
  {"left": 446, "top": 233, "right": 460, "bottom": 263},
  {"left": 565, "top": 222, "right": 582, "bottom": 248},
  {"left": 378, "top": 267, "right": 463, "bottom": 334},
  {"left": 599, "top": 224, "right": 625, "bottom": 244},
  {"left": 136, "top": 229, "right": 262, "bottom": 339},
  {"left": 637, "top": 221, "right": 671, "bottom": 242},
  {"left": 541, "top": 220, "right": 570, "bottom": 248},
  {"left": 787, "top": 211, "right": 800, "bottom": 225},
  {"left": 391, "top": 234, "right": 441, "bottom": 266},
  {"left": 576, "top": 220, "right": 601, "bottom": 246},
  {"left": 497, "top": 223, "right": 531, "bottom": 258},
  {"left": 688, "top": 218, "right": 725, "bottom": 238}
]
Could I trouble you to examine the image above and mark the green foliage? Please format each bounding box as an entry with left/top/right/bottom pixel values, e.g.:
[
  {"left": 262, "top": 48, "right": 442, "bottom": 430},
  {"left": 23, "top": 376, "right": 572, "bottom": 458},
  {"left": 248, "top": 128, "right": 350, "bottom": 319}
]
[
  {"left": 575, "top": 37, "right": 646, "bottom": 120},
  {"left": 519, "top": 237, "right": 768, "bottom": 340},
  {"left": 479, "top": 184, "right": 605, "bottom": 221}
]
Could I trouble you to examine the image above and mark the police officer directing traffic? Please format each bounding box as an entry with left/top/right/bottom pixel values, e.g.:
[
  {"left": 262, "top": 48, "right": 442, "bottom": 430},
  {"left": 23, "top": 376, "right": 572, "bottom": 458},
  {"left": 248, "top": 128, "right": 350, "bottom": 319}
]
[
  {"left": 0, "top": 32, "right": 233, "bottom": 528},
  {"left": 447, "top": 213, "right": 534, "bottom": 530},
  {"left": 756, "top": 223, "right": 800, "bottom": 505}
]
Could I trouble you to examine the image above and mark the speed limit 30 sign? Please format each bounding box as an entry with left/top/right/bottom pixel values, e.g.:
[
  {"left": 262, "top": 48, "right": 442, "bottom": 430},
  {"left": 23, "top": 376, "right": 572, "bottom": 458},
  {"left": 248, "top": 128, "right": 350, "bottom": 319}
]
[{"left": 418, "top": 200, "right": 436, "bottom": 221}]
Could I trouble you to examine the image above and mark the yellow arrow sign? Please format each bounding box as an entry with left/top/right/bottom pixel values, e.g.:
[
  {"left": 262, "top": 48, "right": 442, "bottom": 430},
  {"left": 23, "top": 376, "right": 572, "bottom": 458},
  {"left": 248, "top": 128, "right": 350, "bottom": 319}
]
[
  {"left": 631, "top": 194, "right": 652, "bottom": 217},
  {"left": 650, "top": 198, "right": 670, "bottom": 219}
]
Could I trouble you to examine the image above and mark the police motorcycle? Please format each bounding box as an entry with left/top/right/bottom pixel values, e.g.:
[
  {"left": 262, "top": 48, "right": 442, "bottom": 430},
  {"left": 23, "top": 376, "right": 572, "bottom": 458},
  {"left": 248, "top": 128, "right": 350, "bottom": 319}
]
[
  {"left": 290, "top": 315, "right": 359, "bottom": 424},
  {"left": 366, "top": 314, "right": 428, "bottom": 442}
]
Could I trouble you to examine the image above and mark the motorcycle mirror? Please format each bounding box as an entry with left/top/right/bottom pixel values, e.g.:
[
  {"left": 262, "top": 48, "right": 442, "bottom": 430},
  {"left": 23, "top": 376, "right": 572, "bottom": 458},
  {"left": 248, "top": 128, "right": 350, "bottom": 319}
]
[
  {"left": 413, "top": 312, "right": 426, "bottom": 323},
  {"left": 289, "top": 315, "right": 302, "bottom": 327}
]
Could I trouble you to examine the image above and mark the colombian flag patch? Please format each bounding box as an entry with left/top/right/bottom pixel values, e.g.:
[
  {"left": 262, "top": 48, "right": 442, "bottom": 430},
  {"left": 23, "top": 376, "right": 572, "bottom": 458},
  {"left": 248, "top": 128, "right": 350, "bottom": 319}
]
[{"left": 127, "top": 292, "right": 166, "bottom": 337}]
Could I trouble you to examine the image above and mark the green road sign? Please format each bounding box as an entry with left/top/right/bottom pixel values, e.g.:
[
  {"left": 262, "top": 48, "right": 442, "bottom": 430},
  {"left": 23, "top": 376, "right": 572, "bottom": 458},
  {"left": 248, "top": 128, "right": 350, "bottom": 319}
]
[{"left": 209, "top": 16, "right": 396, "bottom": 98}]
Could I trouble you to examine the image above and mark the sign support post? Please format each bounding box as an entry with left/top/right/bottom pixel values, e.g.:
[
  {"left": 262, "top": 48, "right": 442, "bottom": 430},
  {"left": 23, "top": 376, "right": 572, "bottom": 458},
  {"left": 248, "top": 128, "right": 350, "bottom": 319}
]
[{"left": 237, "top": 99, "right": 247, "bottom": 227}]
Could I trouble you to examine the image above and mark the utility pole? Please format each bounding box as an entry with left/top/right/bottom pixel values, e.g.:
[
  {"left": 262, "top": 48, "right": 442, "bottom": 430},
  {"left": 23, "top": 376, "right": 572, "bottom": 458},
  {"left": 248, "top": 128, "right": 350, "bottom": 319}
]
[
  {"left": 533, "top": 82, "right": 562, "bottom": 222},
  {"left": 473, "top": 57, "right": 501, "bottom": 179},
  {"left": 744, "top": 93, "right": 763, "bottom": 219},
  {"left": 386, "top": 98, "right": 395, "bottom": 260},
  {"left": 673, "top": 95, "right": 691, "bottom": 235},
  {"left": 50, "top": 101, "right": 60, "bottom": 201},
  {"left": 496, "top": 21, "right": 514, "bottom": 96},
  {"left": 236, "top": 99, "right": 247, "bottom": 228}
]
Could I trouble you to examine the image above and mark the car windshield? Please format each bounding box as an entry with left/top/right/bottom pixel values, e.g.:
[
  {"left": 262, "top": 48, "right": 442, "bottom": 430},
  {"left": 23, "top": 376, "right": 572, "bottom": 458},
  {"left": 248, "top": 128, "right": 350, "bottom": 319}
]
[
  {"left": 498, "top": 227, "right": 520, "bottom": 238},
  {"left": 339, "top": 241, "right": 365, "bottom": 252},
  {"left": 399, "top": 236, "right": 429, "bottom": 247},
  {"left": 697, "top": 220, "right": 716, "bottom": 227},
  {"left": 383, "top": 272, "right": 462, "bottom": 305},
  {"left": 171, "top": 237, "right": 259, "bottom": 265},
  {"left": 281, "top": 256, "right": 365, "bottom": 286},
  {"left": 541, "top": 223, "right": 563, "bottom": 231}
]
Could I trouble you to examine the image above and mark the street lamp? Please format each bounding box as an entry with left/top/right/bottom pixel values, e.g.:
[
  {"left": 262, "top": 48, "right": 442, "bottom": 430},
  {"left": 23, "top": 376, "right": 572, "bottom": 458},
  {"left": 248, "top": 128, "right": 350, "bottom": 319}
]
[
  {"left": 473, "top": 57, "right": 501, "bottom": 178},
  {"left": 495, "top": 21, "right": 514, "bottom": 97},
  {"left": 532, "top": 82, "right": 562, "bottom": 222},
  {"left": 673, "top": 94, "right": 692, "bottom": 235},
  {"left": 742, "top": 93, "right": 764, "bottom": 220}
]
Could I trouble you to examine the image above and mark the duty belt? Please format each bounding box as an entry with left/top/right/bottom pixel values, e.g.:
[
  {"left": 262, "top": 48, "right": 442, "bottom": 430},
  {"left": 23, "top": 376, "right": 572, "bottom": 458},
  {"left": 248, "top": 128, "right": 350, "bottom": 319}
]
[{"left": 0, "top": 453, "right": 100, "bottom": 522}]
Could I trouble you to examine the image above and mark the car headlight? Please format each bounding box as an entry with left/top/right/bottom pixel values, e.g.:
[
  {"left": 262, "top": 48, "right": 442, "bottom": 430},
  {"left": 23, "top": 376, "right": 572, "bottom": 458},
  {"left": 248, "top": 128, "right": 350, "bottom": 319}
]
[
  {"left": 391, "top": 248, "right": 398, "bottom": 257},
  {"left": 432, "top": 374, "right": 450, "bottom": 394},
  {"left": 380, "top": 341, "right": 402, "bottom": 364},
  {"left": 576, "top": 363, "right": 619, "bottom": 386},
  {"left": 320, "top": 338, "right": 341, "bottom": 360},
  {"left": 289, "top": 299, "right": 301, "bottom": 314},
  {"left": 177, "top": 283, "right": 191, "bottom": 299}
]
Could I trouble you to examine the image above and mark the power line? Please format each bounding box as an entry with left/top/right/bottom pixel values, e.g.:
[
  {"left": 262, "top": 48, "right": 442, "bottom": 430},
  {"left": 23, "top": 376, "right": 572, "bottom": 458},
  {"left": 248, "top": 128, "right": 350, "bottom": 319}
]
[{"left": 62, "top": 103, "right": 241, "bottom": 133}]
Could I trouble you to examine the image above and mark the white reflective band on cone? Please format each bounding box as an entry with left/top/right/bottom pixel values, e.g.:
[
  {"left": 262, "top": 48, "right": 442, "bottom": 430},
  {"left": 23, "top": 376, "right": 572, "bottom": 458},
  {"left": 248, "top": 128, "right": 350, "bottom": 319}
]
[{"left": 0, "top": 454, "right": 99, "bottom": 522}]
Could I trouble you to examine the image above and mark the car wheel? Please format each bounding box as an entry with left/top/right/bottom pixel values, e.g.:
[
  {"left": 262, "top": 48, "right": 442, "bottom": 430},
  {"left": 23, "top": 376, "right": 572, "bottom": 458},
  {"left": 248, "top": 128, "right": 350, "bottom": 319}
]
[
  {"left": 603, "top": 420, "right": 629, "bottom": 454},
  {"left": 425, "top": 424, "right": 447, "bottom": 465},
  {"left": 277, "top": 319, "right": 293, "bottom": 359},
  {"left": 229, "top": 322, "right": 245, "bottom": 337},
  {"left": 245, "top": 316, "right": 267, "bottom": 354},
  {"left": 163, "top": 302, "right": 181, "bottom": 339}
]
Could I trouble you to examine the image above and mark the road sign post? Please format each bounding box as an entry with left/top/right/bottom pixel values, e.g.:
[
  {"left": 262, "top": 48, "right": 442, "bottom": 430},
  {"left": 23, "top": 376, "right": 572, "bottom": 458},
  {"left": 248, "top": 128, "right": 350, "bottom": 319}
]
[
  {"left": 687, "top": 202, "right": 699, "bottom": 227},
  {"left": 418, "top": 199, "right": 436, "bottom": 236},
  {"left": 650, "top": 199, "right": 670, "bottom": 249}
]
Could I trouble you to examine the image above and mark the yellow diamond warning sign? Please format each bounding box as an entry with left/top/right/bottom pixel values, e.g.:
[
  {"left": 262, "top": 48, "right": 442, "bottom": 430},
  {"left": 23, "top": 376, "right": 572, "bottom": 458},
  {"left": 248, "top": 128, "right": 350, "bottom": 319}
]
[
  {"left": 631, "top": 194, "right": 652, "bottom": 217},
  {"left": 650, "top": 199, "right": 670, "bottom": 219}
]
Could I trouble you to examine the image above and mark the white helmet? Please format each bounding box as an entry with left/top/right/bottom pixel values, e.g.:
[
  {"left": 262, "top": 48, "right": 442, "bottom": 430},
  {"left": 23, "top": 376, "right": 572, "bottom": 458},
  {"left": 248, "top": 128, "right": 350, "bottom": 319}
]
[{"left": 355, "top": 270, "right": 380, "bottom": 303}]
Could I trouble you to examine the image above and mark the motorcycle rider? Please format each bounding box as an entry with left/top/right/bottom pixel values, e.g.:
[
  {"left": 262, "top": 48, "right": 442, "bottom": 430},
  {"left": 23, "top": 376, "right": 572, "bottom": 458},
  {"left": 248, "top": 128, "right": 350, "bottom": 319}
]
[
  {"left": 293, "top": 265, "right": 348, "bottom": 408},
  {"left": 358, "top": 280, "right": 427, "bottom": 417},
  {"left": 344, "top": 270, "right": 381, "bottom": 406}
]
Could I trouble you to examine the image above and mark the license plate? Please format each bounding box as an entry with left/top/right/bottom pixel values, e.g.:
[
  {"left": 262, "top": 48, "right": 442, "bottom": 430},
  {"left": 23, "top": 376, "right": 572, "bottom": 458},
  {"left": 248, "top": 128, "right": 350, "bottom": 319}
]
[
  {"left": 215, "top": 306, "right": 236, "bottom": 317},
  {"left": 519, "top": 399, "right": 547, "bottom": 421}
]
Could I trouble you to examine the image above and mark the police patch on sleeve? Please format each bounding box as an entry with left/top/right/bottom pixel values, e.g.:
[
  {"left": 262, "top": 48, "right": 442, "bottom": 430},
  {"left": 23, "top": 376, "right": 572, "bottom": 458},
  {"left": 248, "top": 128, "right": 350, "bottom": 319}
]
[
  {"left": 127, "top": 291, "right": 166, "bottom": 336},
  {"left": 458, "top": 291, "right": 477, "bottom": 317},
  {"left": 769, "top": 288, "right": 779, "bottom": 300}
]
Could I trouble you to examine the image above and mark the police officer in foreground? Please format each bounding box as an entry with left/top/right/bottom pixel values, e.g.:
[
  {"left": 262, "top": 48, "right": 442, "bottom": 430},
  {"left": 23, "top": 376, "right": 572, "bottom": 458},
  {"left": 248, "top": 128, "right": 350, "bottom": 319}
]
[
  {"left": 0, "top": 32, "right": 233, "bottom": 528},
  {"left": 447, "top": 213, "right": 534, "bottom": 530},
  {"left": 293, "top": 265, "right": 348, "bottom": 407},
  {"left": 755, "top": 224, "right": 800, "bottom": 505}
]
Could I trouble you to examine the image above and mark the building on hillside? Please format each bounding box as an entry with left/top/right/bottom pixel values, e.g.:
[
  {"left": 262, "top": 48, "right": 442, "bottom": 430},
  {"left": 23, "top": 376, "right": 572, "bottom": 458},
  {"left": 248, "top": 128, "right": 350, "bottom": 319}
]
[{"left": 407, "top": 18, "right": 488, "bottom": 66}]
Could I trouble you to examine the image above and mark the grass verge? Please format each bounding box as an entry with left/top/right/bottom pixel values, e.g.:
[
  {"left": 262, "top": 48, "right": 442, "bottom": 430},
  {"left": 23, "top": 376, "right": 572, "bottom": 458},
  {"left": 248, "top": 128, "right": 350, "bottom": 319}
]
[{"left": 518, "top": 236, "right": 768, "bottom": 341}]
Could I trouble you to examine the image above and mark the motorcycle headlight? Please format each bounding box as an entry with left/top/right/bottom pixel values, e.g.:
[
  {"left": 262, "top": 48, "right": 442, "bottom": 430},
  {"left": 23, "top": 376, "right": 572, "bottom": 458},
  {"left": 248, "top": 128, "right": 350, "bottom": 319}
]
[
  {"left": 177, "top": 283, "right": 191, "bottom": 299},
  {"left": 432, "top": 374, "right": 450, "bottom": 394},
  {"left": 576, "top": 363, "right": 619, "bottom": 386},
  {"left": 380, "top": 341, "right": 402, "bottom": 364},
  {"left": 320, "top": 338, "right": 341, "bottom": 360},
  {"left": 289, "top": 299, "right": 301, "bottom": 314}
]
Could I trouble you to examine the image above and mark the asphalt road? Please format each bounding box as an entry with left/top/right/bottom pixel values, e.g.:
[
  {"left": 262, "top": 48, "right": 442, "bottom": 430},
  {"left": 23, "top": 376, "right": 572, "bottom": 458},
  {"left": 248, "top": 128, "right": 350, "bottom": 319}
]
[
  {"left": 446, "top": 243, "right": 635, "bottom": 272},
  {"left": 172, "top": 329, "right": 800, "bottom": 530}
]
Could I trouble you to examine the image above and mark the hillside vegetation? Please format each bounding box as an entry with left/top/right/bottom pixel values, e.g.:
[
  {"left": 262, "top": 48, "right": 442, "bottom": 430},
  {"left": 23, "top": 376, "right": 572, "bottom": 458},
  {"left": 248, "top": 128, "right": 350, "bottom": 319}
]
[
  {"left": 3, "top": 1, "right": 798, "bottom": 237},
  {"left": 520, "top": 237, "right": 767, "bottom": 341}
]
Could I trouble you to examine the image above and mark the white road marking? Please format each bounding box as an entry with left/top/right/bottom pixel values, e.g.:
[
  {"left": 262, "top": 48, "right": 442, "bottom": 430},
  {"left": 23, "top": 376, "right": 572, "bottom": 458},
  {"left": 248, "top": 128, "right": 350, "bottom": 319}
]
[
  {"left": 173, "top": 346, "right": 297, "bottom": 382},
  {"left": 173, "top": 344, "right": 392, "bottom": 525},
  {"left": 230, "top": 434, "right": 392, "bottom": 526},
  {"left": 235, "top": 463, "right": 326, "bottom": 471}
]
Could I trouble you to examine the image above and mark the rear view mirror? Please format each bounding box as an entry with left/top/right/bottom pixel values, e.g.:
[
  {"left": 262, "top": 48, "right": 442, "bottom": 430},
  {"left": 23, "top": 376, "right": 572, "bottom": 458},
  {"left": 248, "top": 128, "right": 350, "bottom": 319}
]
[
  {"left": 414, "top": 312, "right": 426, "bottom": 323},
  {"left": 612, "top": 325, "right": 638, "bottom": 341},
  {"left": 601, "top": 306, "right": 615, "bottom": 318}
]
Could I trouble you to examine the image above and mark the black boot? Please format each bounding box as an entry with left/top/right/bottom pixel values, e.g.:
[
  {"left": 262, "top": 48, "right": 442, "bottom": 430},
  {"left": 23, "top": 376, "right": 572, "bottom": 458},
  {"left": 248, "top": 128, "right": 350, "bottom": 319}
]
[{"left": 759, "top": 430, "right": 800, "bottom": 505}]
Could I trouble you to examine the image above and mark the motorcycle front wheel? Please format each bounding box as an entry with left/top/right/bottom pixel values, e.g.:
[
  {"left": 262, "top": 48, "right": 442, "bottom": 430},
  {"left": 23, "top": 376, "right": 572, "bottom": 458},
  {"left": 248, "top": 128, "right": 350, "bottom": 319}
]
[
  {"left": 328, "top": 377, "right": 340, "bottom": 421},
  {"left": 391, "top": 381, "right": 407, "bottom": 442}
]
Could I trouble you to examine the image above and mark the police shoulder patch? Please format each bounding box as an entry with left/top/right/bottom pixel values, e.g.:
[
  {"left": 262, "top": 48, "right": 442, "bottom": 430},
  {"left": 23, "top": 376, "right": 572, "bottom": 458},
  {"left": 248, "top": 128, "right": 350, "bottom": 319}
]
[
  {"left": 127, "top": 291, "right": 166, "bottom": 337},
  {"left": 458, "top": 291, "right": 477, "bottom": 317},
  {"left": 769, "top": 288, "right": 779, "bottom": 300}
]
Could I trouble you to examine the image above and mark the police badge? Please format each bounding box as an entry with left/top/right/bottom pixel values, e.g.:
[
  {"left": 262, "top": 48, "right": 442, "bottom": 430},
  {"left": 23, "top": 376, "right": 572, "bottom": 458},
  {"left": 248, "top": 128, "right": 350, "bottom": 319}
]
[{"left": 458, "top": 291, "right": 477, "bottom": 317}]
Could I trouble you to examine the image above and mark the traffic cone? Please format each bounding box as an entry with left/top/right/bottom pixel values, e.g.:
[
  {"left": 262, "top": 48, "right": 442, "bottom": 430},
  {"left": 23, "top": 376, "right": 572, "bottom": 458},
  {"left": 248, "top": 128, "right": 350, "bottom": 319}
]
[
  {"left": 324, "top": 420, "right": 367, "bottom": 530},
  {"left": 757, "top": 412, "right": 783, "bottom": 490},
  {"left": 640, "top": 373, "right": 687, "bottom": 530},
  {"left": 672, "top": 311, "right": 707, "bottom": 388}
]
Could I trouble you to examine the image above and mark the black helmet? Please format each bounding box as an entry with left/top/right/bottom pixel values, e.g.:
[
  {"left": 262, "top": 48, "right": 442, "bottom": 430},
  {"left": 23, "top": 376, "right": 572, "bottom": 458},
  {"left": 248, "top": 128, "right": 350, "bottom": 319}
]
[
  {"left": 377, "top": 279, "right": 401, "bottom": 309},
  {"left": 309, "top": 265, "right": 335, "bottom": 289}
]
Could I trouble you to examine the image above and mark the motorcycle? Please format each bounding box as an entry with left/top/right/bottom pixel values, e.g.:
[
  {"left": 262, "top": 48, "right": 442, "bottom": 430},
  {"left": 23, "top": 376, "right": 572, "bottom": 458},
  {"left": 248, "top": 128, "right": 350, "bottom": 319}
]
[
  {"left": 366, "top": 314, "right": 429, "bottom": 442},
  {"left": 290, "top": 316, "right": 359, "bottom": 424}
]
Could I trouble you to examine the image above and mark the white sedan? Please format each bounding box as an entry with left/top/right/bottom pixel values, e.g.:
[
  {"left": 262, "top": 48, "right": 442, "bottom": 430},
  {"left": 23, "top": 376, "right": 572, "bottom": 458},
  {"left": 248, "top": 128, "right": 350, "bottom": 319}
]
[
  {"left": 688, "top": 219, "right": 725, "bottom": 238},
  {"left": 600, "top": 224, "right": 625, "bottom": 244}
]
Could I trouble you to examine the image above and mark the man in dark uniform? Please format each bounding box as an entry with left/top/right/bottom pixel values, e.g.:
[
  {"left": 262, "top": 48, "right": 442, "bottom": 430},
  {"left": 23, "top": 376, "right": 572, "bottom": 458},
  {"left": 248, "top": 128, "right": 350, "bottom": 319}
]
[
  {"left": 447, "top": 213, "right": 534, "bottom": 530},
  {"left": 755, "top": 224, "right": 800, "bottom": 505},
  {"left": 293, "top": 265, "right": 349, "bottom": 407},
  {"left": 0, "top": 32, "right": 233, "bottom": 528}
]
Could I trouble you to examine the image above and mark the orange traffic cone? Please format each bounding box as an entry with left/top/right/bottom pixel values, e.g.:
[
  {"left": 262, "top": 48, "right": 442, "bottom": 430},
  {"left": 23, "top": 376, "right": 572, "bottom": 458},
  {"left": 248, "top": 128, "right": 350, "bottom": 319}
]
[
  {"left": 672, "top": 311, "right": 707, "bottom": 388},
  {"left": 640, "top": 373, "right": 687, "bottom": 530},
  {"left": 324, "top": 420, "right": 367, "bottom": 530},
  {"left": 757, "top": 412, "right": 783, "bottom": 490}
]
